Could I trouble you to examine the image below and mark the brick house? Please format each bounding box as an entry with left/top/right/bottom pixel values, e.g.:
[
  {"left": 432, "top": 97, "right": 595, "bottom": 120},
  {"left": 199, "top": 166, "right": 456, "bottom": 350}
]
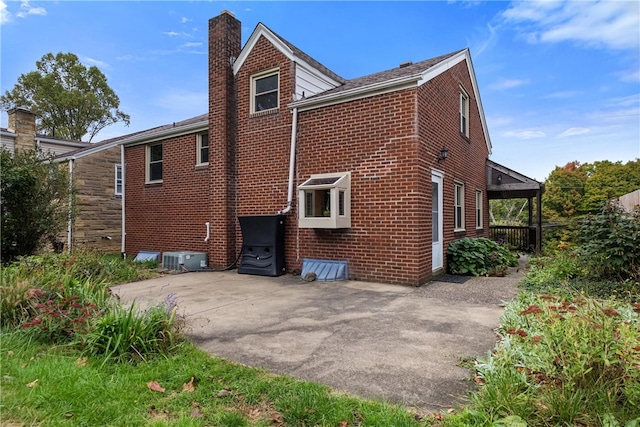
[{"left": 115, "top": 10, "right": 520, "bottom": 286}]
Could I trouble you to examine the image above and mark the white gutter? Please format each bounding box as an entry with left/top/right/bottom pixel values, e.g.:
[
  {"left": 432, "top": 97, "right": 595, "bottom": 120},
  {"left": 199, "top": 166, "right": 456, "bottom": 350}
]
[
  {"left": 120, "top": 144, "right": 126, "bottom": 256},
  {"left": 67, "top": 159, "right": 73, "bottom": 253},
  {"left": 279, "top": 107, "right": 298, "bottom": 214}
]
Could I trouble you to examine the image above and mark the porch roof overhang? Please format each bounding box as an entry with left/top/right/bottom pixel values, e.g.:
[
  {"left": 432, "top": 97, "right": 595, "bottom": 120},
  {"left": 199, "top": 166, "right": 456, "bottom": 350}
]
[{"left": 486, "top": 159, "right": 544, "bottom": 199}]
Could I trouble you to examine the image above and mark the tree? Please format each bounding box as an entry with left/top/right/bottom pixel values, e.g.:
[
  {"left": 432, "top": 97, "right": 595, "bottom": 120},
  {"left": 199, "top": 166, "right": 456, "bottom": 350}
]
[
  {"left": 0, "top": 52, "right": 130, "bottom": 142},
  {"left": 1, "top": 148, "right": 74, "bottom": 262},
  {"left": 579, "top": 160, "right": 640, "bottom": 215},
  {"left": 542, "top": 161, "right": 587, "bottom": 220}
]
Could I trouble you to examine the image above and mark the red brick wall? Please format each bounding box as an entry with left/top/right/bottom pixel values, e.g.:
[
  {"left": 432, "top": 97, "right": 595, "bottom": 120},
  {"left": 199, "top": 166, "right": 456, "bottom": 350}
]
[
  {"left": 417, "top": 59, "right": 490, "bottom": 274},
  {"left": 293, "top": 90, "right": 424, "bottom": 285},
  {"left": 124, "top": 134, "right": 212, "bottom": 257}
]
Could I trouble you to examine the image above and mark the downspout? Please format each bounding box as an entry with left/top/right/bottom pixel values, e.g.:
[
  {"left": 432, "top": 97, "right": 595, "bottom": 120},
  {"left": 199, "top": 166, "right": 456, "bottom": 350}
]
[
  {"left": 278, "top": 107, "right": 298, "bottom": 214},
  {"left": 120, "top": 144, "right": 126, "bottom": 257},
  {"left": 67, "top": 159, "right": 73, "bottom": 253}
]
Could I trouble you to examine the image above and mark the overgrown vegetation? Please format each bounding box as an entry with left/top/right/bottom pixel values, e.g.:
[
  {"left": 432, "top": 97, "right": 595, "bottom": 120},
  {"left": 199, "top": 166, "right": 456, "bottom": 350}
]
[
  {"left": 522, "top": 204, "right": 640, "bottom": 301},
  {"left": 444, "top": 202, "right": 640, "bottom": 426},
  {"left": 447, "top": 237, "right": 518, "bottom": 276},
  {"left": 1, "top": 147, "right": 73, "bottom": 263}
]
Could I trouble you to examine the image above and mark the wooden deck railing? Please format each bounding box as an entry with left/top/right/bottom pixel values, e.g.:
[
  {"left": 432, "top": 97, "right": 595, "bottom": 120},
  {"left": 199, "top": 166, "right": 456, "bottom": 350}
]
[{"left": 489, "top": 225, "right": 536, "bottom": 252}]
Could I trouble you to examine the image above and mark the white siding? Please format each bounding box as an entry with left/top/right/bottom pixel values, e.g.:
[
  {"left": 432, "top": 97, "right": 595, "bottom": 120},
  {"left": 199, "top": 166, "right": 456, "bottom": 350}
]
[
  {"left": 1, "top": 135, "right": 15, "bottom": 153},
  {"left": 39, "top": 141, "right": 85, "bottom": 156},
  {"left": 295, "top": 64, "right": 340, "bottom": 100}
]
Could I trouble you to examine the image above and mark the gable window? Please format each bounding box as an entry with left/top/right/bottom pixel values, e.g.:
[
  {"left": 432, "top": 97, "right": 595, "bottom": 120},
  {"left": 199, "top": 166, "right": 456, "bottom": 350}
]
[
  {"left": 115, "top": 164, "right": 123, "bottom": 196},
  {"left": 454, "top": 181, "right": 465, "bottom": 231},
  {"left": 251, "top": 70, "right": 279, "bottom": 113},
  {"left": 459, "top": 88, "right": 469, "bottom": 137},
  {"left": 197, "top": 132, "right": 209, "bottom": 165},
  {"left": 298, "top": 172, "right": 351, "bottom": 229},
  {"left": 147, "top": 143, "right": 163, "bottom": 183},
  {"left": 476, "top": 190, "right": 483, "bottom": 229}
]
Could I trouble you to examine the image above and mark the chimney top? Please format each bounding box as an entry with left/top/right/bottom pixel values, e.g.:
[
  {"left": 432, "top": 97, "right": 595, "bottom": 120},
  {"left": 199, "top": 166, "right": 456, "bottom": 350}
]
[
  {"left": 399, "top": 61, "right": 413, "bottom": 68},
  {"left": 220, "top": 10, "right": 235, "bottom": 17}
]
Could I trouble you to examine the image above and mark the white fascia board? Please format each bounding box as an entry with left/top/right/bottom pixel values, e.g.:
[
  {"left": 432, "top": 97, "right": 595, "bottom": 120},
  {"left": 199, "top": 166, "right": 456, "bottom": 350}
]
[
  {"left": 55, "top": 119, "right": 208, "bottom": 162},
  {"left": 121, "top": 120, "right": 208, "bottom": 148},
  {"left": 36, "top": 137, "right": 88, "bottom": 148},
  {"left": 1, "top": 130, "right": 17, "bottom": 137},
  {"left": 233, "top": 24, "right": 294, "bottom": 75},
  {"left": 416, "top": 49, "right": 491, "bottom": 155},
  {"left": 289, "top": 75, "right": 420, "bottom": 112}
]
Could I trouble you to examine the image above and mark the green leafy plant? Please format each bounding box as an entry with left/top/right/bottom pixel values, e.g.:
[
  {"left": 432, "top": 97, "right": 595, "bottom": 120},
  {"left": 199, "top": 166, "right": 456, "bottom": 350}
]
[
  {"left": 447, "top": 237, "right": 518, "bottom": 276},
  {"left": 575, "top": 204, "right": 640, "bottom": 280}
]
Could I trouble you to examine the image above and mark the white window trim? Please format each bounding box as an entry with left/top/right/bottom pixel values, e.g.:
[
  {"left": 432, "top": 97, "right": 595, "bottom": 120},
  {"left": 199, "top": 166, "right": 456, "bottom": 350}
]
[
  {"left": 250, "top": 68, "right": 280, "bottom": 115},
  {"left": 459, "top": 86, "right": 469, "bottom": 137},
  {"left": 298, "top": 172, "right": 351, "bottom": 229},
  {"left": 196, "top": 132, "right": 209, "bottom": 166},
  {"left": 454, "top": 181, "right": 465, "bottom": 231},
  {"left": 476, "top": 189, "right": 483, "bottom": 229},
  {"left": 115, "top": 164, "right": 123, "bottom": 196},
  {"left": 146, "top": 143, "right": 163, "bottom": 184}
]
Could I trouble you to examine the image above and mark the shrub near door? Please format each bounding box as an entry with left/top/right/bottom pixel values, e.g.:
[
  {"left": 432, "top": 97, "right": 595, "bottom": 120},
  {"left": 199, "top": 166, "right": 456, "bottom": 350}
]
[{"left": 447, "top": 237, "right": 517, "bottom": 276}]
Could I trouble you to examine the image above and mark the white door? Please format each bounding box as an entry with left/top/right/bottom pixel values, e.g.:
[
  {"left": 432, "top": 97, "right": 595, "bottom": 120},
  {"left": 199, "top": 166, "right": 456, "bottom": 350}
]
[{"left": 432, "top": 173, "right": 443, "bottom": 271}]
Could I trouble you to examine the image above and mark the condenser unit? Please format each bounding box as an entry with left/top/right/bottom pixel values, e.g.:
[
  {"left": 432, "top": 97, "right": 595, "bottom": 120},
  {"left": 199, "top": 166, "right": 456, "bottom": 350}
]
[{"left": 162, "top": 251, "right": 207, "bottom": 271}]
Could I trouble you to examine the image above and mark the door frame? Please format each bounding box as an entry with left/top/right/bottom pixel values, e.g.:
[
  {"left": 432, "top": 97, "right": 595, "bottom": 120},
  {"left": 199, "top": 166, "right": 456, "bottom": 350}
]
[{"left": 431, "top": 170, "right": 444, "bottom": 271}]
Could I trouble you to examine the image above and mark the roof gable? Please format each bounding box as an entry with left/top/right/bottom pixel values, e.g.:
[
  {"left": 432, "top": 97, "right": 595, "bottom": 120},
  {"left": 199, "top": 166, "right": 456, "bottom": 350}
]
[{"left": 232, "top": 23, "right": 345, "bottom": 98}]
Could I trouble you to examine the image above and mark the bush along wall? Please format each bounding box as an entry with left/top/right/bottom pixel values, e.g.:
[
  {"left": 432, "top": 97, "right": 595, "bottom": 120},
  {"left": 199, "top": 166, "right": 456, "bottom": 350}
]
[{"left": 447, "top": 237, "right": 517, "bottom": 276}]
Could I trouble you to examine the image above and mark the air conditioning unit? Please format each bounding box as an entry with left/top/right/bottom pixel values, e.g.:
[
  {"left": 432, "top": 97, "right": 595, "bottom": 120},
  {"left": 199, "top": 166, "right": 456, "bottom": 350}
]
[{"left": 162, "top": 251, "right": 207, "bottom": 271}]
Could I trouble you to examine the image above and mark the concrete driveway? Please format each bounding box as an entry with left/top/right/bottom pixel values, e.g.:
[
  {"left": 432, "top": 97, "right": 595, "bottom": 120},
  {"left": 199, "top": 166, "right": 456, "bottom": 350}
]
[{"left": 112, "top": 268, "right": 522, "bottom": 411}]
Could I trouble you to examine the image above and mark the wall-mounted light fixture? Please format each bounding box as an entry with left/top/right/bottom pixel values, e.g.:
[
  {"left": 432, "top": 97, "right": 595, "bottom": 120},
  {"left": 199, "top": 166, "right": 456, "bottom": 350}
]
[
  {"left": 497, "top": 174, "right": 502, "bottom": 185},
  {"left": 437, "top": 146, "right": 449, "bottom": 163}
]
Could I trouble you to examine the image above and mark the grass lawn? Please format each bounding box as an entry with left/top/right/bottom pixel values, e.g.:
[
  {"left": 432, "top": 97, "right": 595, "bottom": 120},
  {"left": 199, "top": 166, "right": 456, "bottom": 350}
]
[{"left": 1, "top": 331, "right": 431, "bottom": 427}]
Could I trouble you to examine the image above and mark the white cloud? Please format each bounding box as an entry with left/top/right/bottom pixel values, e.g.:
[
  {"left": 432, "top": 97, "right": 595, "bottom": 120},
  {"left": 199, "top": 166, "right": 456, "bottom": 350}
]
[
  {"left": 0, "top": 0, "right": 11, "bottom": 24},
  {"left": 503, "top": 130, "right": 546, "bottom": 139},
  {"left": 615, "top": 66, "right": 640, "bottom": 83},
  {"left": 542, "top": 90, "right": 582, "bottom": 99},
  {"left": 16, "top": 0, "right": 46, "bottom": 18},
  {"left": 557, "top": 127, "right": 590, "bottom": 138},
  {"left": 163, "top": 31, "right": 180, "bottom": 37},
  {"left": 490, "top": 78, "right": 529, "bottom": 90},
  {"left": 502, "top": 0, "right": 640, "bottom": 50},
  {"left": 83, "top": 56, "right": 109, "bottom": 69},
  {"left": 180, "top": 17, "right": 190, "bottom": 24},
  {"left": 181, "top": 42, "right": 202, "bottom": 48}
]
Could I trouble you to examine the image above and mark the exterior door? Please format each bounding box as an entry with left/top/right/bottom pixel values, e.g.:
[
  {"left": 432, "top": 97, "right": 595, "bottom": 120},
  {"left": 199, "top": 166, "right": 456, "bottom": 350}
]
[{"left": 432, "top": 172, "right": 443, "bottom": 271}]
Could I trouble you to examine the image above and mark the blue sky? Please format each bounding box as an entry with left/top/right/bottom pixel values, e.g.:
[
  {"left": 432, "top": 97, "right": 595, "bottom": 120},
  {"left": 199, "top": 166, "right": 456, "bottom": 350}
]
[{"left": 1, "top": 0, "right": 638, "bottom": 181}]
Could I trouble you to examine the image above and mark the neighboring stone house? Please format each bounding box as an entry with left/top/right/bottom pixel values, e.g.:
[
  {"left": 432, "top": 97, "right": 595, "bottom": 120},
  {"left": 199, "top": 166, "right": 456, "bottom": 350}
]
[
  {"left": 89, "top": 11, "right": 539, "bottom": 285},
  {"left": 1, "top": 107, "right": 90, "bottom": 155},
  {"left": 1, "top": 107, "right": 123, "bottom": 253}
]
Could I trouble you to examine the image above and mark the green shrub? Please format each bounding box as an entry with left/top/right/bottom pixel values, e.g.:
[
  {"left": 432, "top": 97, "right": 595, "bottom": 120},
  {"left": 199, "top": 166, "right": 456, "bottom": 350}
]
[
  {"left": 81, "top": 299, "right": 182, "bottom": 364},
  {"left": 470, "top": 294, "right": 640, "bottom": 425},
  {"left": 447, "top": 237, "right": 518, "bottom": 276},
  {"left": 575, "top": 204, "right": 640, "bottom": 280}
]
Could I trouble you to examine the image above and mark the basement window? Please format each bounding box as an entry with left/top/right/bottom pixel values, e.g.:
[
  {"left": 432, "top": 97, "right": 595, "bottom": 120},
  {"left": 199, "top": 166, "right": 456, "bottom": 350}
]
[{"left": 298, "top": 172, "right": 351, "bottom": 229}]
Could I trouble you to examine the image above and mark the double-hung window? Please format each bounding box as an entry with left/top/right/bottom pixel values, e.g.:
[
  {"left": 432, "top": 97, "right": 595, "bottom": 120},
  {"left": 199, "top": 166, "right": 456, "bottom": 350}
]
[
  {"left": 251, "top": 70, "right": 279, "bottom": 113},
  {"left": 197, "top": 132, "right": 209, "bottom": 165},
  {"left": 459, "top": 88, "right": 469, "bottom": 137},
  {"left": 454, "top": 182, "right": 465, "bottom": 231},
  {"left": 147, "top": 143, "right": 163, "bottom": 183},
  {"left": 476, "top": 190, "right": 483, "bottom": 229},
  {"left": 115, "top": 164, "right": 123, "bottom": 196}
]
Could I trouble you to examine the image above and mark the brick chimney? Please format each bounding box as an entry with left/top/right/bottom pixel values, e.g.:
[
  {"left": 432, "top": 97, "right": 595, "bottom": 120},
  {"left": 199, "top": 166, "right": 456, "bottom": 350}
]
[
  {"left": 7, "top": 107, "right": 37, "bottom": 152},
  {"left": 208, "top": 11, "right": 241, "bottom": 267}
]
